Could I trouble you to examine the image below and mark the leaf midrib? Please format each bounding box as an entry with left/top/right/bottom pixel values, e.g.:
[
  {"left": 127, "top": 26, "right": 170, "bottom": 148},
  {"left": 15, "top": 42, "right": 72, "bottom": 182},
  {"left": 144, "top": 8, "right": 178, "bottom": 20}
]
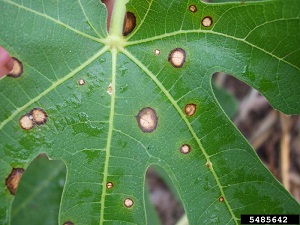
[
  {"left": 99, "top": 48, "right": 117, "bottom": 225},
  {"left": 122, "top": 48, "right": 239, "bottom": 224}
]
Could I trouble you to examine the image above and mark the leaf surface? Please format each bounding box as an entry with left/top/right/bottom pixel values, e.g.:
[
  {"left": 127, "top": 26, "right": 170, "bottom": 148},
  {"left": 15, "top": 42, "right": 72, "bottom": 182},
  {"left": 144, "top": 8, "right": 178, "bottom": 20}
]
[
  {"left": 0, "top": 0, "right": 300, "bottom": 224},
  {"left": 11, "top": 156, "right": 66, "bottom": 225}
]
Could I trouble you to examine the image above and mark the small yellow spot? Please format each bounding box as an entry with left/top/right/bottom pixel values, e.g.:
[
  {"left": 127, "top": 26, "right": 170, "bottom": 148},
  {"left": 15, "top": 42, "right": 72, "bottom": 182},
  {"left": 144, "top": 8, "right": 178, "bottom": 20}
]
[
  {"left": 180, "top": 144, "right": 191, "bottom": 154},
  {"left": 184, "top": 104, "right": 196, "bottom": 116},
  {"left": 189, "top": 5, "right": 197, "bottom": 13},
  {"left": 136, "top": 107, "right": 158, "bottom": 133},
  {"left": 202, "top": 16, "right": 213, "bottom": 27},
  {"left": 154, "top": 49, "right": 161, "bottom": 55},
  {"left": 168, "top": 48, "right": 186, "bottom": 68},
  {"left": 6, "top": 168, "right": 24, "bottom": 195},
  {"left": 107, "top": 83, "right": 113, "bottom": 95},
  {"left": 7, "top": 57, "right": 23, "bottom": 78},
  {"left": 219, "top": 196, "right": 224, "bottom": 202},
  {"left": 124, "top": 198, "right": 134, "bottom": 208},
  {"left": 78, "top": 79, "right": 85, "bottom": 85},
  {"left": 19, "top": 115, "right": 34, "bottom": 130},
  {"left": 30, "top": 108, "right": 48, "bottom": 125},
  {"left": 106, "top": 182, "right": 114, "bottom": 189}
]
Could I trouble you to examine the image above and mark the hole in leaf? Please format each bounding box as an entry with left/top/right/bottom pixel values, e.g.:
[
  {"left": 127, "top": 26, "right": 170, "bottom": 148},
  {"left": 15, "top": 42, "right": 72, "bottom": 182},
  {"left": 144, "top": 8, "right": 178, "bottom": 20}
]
[
  {"left": 145, "top": 166, "right": 186, "bottom": 225},
  {"left": 101, "top": 0, "right": 114, "bottom": 31},
  {"left": 11, "top": 154, "right": 66, "bottom": 224},
  {"left": 123, "top": 12, "right": 136, "bottom": 36},
  {"left": 212, "top": 73, "right": 300, "bottom": 202},
  {"left": 219, "top": 196, "right": 224, "bottom": 202},
  {"left": 7, "top": 57, "right": 23, "bottom": 78},
  {"left": 6, "top": 168, "right": 24, "bottom": 195}
]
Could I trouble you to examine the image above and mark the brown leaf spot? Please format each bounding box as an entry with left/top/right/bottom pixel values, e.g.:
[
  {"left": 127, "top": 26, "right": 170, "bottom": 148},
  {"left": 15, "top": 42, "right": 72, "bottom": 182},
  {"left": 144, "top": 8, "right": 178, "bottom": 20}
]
[
  {"left": 168, "top": 48, "right": 186, "bottom": 68},
  {"left": 19, "top": 115, "right": 34, "bottom": 130},
  {"left": 30, "top": 108, "right": 48, "bottom": 125},
  {"left": 123, "top": 12, "right": 136, "bottom": 36},
  {"left": 124, "top": 198, "right": 134, "bottom": 208},
  {"left": 106, "top": 182, "right": 114, "bottom": 189},
  {"left": 107, "top": 83, "right": 112, "bottom": 95},
  {"left": 7, "top": 57, "right": 23, "bottom": 78},
  {"left": 202, "top": 16, "right": 213, "bottom": 27},
  {"left": 136, "top": 107, "right": 158, "bottom": 133},
  {"left": 206, "top": 161, "right": 212, "bottom": 169},
  {"left": 6, "top": 168, "right": 24, "bottom": 195},
  {"left": 78, "top": 79, "right": 85, "bottom": 85},
  {"left": 219, "top": 196, "right": 224, "bottom": 202},
  {"left": 184, "top": 104, "right": 196, "bottom": 116},
  {"left": 63, "top": 221, "right": 74, "bottom": 225},
  {"left": 180, "top": 144, "right": 191, "bottom": 154},
  {"left": 189, "top": 5, "right": 197, "bottom": 13}
]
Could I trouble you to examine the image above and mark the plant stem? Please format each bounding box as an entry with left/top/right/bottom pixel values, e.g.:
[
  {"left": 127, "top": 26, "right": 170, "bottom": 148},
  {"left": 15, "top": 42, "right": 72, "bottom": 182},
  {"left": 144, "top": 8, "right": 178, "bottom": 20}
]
[{"left": 109, "top": 0, "right": 128, "bottom": 37}]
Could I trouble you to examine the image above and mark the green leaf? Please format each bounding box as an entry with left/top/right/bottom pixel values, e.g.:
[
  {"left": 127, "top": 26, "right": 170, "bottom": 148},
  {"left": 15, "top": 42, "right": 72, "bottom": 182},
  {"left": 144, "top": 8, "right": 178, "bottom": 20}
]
[
  {"left": 11, "top": 156, "right": 66, "bottom": 225},
  {"left": 144, "top": 181, "right": 162, "bottom": 225},
  {"left": 212, "top": 82, "right": 238, "bottom": 119},
  {"left": 210, "top": 0, "right": 263, "bottom": 3},
  {"left": 1, "top": 0, "right": 300, "bottom": 224}
]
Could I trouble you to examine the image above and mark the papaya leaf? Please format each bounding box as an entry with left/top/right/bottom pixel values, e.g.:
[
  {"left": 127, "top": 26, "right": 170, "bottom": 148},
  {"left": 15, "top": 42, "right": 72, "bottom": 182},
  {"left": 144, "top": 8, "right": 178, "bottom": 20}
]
[
  {"left": 212, "top": 81, "right": 238, "bottom": 119},
  {"left": 0, "top": 0, "right": 299, "bottom": 224},
  {"left": 11, "top": 156, "right": 66, "bottom": 225}
]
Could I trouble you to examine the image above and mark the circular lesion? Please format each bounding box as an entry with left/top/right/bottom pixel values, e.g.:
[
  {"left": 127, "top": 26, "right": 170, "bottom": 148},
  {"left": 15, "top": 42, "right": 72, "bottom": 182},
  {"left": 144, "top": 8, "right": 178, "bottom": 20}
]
[
  {"left": 106, "top": 182, "right": 114, "bottom": 189},
  {"left": 136, "top": 107, "right": 158, "bottom": 133},
  {"left": 124, "top": 198, "right": 134, "bottom": 208},
  {"left": 184, "top": 104, "right": 197, "bottom": 116},
  {"left": 19, "top": 115, "right": 34, "bottom": 130},
  {"left": 168, "top": 48, "right": 186, "bottom": 68},
  {"left": 189, "top": 5, "right": 197, "bottom": 13},
  {"left": 201, "top": 16, "right": 213, "bottom": 27},
  {"left": 180, "top": 144, "right": 191, "bottom": 154},
  {"left": 30, "top": 108, "right": 48, "bottom": 125},
  {"left": 19, "top": 108, "right": 48, "bottom": 130}
]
